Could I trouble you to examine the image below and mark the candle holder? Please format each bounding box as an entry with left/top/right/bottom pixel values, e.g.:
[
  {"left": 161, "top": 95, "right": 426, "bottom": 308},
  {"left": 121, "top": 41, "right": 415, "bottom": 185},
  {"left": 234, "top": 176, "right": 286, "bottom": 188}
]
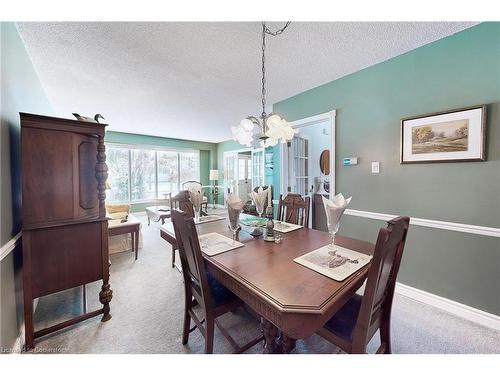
[
  {"left": 249, "top": 224, "right": 264, "bottom": 237},
  {"left": 263, "top": 205, "right": 275, "bottom": 242}
]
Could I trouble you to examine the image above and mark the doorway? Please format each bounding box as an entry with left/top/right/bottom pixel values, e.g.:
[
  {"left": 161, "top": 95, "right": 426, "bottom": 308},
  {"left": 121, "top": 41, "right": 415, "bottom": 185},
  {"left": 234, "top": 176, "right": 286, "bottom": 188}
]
[
  {"left": 223, "top": 147, "right": 265, "bottom": 205},
  {"left": 280, "top": 111, "right": 336, "bottom": 229},
  {"left": 237, "top": 152, "right": 252, "bottom": 201}
]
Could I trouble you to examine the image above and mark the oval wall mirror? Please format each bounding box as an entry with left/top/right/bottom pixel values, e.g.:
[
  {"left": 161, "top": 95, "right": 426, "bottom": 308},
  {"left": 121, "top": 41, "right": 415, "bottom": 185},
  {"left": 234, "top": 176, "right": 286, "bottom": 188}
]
[{"left": 320, "top": 149, "right": 330, "bottom": 175}]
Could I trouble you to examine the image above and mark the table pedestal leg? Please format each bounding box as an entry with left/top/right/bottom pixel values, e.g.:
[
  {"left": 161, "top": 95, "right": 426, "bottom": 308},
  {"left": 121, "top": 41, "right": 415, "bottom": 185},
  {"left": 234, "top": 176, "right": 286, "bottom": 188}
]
[
  {"left": 261, "top": 318, "right": 279, "bottom": 354},
  {"left": 280, "top": 334, "right": 297, "bottom": 354},
  {"left": 261, "top": 318, "right": 297, "bottom": 354}
]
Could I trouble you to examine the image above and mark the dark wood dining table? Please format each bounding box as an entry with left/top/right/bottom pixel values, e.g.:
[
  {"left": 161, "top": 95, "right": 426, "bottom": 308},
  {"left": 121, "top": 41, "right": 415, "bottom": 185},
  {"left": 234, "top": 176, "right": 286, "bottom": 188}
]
[{"left": 160, "top": 215, "right": 375, "bottom": 353}]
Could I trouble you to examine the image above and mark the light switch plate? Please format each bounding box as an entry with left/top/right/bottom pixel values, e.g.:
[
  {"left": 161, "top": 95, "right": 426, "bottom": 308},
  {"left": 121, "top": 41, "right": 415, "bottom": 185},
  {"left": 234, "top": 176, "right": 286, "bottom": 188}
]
[{"left": 371, "top": 162, "right": 380, "bottom": 174}]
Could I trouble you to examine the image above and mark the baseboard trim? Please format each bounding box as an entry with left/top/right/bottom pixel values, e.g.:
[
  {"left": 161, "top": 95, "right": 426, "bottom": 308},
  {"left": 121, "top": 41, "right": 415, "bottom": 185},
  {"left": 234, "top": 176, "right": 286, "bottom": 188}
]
[
  {"left": 0, "top": 232, "right": 21, "bottom": 261},
  {"left": 344, "top": 209, "right": 500, "bottom": 238},
  {"left": 1, "top": 233, "right": 24, "bottom": 353},
  {"left": 11, "top": 325, "right": 25, "bottom": 354},
  {"left": 395, "top": 282, "right": 500, "bottom": 331},
  {"left": 10, "top": 297, "right": 40, "bottom": 354}
]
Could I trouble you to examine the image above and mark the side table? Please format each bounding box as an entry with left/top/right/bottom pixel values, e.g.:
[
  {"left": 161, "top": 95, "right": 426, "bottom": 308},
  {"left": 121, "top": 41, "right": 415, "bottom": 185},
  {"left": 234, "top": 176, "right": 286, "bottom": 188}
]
[{"left": 108, "top": 215, "right": 141, "bottom": 260}]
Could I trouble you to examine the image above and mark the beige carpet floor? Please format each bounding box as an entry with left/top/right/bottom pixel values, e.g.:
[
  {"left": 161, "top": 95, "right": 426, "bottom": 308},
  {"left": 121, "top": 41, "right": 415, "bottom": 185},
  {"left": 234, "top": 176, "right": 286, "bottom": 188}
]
[{"left": 30, "top": 211, "right": 500, "bottom": 354}]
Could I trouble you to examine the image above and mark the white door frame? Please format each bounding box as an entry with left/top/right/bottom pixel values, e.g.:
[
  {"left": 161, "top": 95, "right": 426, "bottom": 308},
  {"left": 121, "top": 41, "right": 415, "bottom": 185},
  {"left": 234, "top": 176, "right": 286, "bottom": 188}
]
[
  {"left": 223, "top": 147, "right": 253, "bottom": 198},
  {"left": 279, "top": 110, "right": 336, "bottom": 198}
]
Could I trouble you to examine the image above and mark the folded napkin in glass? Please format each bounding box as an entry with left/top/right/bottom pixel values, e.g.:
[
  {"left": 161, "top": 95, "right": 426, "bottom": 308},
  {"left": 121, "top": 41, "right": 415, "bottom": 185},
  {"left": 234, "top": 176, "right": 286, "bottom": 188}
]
[
  {"left": 198, "top": 232, "right": 245, "bottom": 256},
  {"left": 294, "top": 245, "right": 372, "bottom": 281},
  {"left": 226, "top": 193, "right": 244, "bottom": 230}
]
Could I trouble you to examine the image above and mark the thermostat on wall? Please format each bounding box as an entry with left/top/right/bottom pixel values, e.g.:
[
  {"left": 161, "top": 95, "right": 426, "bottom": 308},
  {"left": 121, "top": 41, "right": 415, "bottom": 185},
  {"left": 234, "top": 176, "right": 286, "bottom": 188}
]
[{"left": 343, "top": 157, "right": 358, "bottom": 166}]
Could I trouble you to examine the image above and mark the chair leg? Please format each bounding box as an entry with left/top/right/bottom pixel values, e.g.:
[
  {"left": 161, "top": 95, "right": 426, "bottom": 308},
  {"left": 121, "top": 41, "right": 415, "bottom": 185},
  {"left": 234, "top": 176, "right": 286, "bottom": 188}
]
[
  {"left": 380, "top": 321, "right": 392, "bottom": 354},
  {"left": 182, "top": 308, "right": 191, "bottom": 345},
  {"left": 205, "top": 317, "right": 215, "bottom": 354},
  {"left": 171, "top": 247, "right": 176, "bottom": 268}
]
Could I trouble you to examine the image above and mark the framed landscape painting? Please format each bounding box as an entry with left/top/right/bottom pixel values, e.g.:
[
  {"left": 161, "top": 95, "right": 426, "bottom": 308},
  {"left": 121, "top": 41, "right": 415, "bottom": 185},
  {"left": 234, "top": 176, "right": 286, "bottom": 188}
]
[{"left": 401, "top": 105, "right": 486, "bottom": 163}]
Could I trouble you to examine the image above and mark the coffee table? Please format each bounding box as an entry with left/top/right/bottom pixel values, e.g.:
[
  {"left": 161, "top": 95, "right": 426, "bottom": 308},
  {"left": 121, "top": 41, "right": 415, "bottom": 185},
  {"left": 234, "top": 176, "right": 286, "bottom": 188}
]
[
  {"left": 145, "top": 205, "right": 171, "bottom": 225},
  {"left": 108, "top": 214, "right": 141, "bottom": 260}
]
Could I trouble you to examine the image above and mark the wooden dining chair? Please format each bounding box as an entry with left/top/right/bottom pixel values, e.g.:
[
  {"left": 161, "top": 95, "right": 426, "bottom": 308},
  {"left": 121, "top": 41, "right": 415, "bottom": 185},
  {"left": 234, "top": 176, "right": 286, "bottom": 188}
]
[
  {"left": 168, "top": 191, "right": 194, "bottom": 268},
  {"left": 317, "top": 216, "right": 410, "bottom": 354},
  {"left": 171, "top": 209, "right": 263, "bottom": 353},
  {"left": 277, "top": 193, "right": 310, "bottom": 226},
  {"left": 170, "top": 191, "right": 195, "bottom": 217}
]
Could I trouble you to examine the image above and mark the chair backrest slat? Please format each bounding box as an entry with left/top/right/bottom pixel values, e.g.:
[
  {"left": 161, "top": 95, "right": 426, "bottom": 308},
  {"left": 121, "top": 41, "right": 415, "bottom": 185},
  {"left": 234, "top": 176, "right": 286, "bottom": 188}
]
[
  {"left": 171, "top": 209, "right": 212, "bottom": 307},
  {"left": 352, "top": 216, "right": 410, "bottom": 348},
  {"left": 277, "top": 194, "right": 310, "bottom": 226}
]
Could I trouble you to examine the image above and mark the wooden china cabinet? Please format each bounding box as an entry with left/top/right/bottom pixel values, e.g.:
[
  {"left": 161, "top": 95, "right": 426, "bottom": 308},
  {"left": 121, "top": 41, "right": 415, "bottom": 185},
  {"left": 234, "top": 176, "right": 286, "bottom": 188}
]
[{"left": 20, "top": 113, "right": 112, "bottom": 350}]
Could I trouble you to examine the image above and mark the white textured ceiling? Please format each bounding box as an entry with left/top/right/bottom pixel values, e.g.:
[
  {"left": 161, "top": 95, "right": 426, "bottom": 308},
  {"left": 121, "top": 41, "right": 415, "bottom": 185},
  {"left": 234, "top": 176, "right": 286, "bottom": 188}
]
[{"left": 17, "top": 22, "right": 477, "bottom": 143}]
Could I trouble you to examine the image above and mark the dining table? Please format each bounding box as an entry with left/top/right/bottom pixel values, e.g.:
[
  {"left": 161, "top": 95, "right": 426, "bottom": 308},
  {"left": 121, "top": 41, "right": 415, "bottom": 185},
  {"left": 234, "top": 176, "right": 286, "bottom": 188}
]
[{"left": 160, "top": 214, "right": 375, "bottom": 353}]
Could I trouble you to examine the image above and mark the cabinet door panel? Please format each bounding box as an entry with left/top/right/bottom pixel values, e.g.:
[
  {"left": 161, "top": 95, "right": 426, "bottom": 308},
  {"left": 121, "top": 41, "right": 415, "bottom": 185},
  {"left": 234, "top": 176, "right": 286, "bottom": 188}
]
[
  {"left": 75, "top": 134, "right": 99, "bottom": 219},
  {"left": 29, "top": 222, "right": 104, "bottom": 298},
  {"left": 22, "top": 127, "right": 74, "bottom": 227}
]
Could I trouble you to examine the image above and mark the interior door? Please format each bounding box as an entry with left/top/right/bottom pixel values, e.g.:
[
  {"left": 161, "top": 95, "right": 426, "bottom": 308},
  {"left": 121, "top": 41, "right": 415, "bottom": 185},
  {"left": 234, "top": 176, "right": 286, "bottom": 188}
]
[
  {"left": 286, "top": 134, "right": 310, "bottom": 196},
  {"left": 223, "top": 153, "right": 238, "bottom": 205},
  {"left": 251, "top": 148, "right": 265, "bottom": 188},
  {"left": 237, "top": 154, "right": 252, "bottom": 201}
]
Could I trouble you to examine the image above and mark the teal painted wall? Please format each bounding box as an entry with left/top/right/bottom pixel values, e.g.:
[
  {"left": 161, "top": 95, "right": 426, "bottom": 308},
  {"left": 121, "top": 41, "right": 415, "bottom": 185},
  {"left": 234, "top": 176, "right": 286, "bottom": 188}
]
[
  {"left": 105, "top": 131, "right": 218, "bottom": 211},
  {"left": 0, "top": 22, "right": 54, "bottom": 350},
  {"left": 272, "top": 23, "right": 500, "bottom": 314}
]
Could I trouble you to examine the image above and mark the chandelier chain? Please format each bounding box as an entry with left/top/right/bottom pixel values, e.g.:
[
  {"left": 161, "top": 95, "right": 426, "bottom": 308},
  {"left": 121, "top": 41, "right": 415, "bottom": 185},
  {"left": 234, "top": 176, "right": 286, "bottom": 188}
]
[
  {"left": 263, "top": 22, "right": 291, "bottom": 36},
  {"left": 260, "top": 22, "right": 291, "bottom": 120},
  {"left": 261, "top": 23, "right": 266, "bottom": 119}
]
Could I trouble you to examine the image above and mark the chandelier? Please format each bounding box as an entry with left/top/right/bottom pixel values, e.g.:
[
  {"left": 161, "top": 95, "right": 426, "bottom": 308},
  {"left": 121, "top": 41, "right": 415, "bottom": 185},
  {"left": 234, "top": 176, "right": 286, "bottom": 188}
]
[{"left": 231, "top": 22, "right": 295, "bottom": 148}]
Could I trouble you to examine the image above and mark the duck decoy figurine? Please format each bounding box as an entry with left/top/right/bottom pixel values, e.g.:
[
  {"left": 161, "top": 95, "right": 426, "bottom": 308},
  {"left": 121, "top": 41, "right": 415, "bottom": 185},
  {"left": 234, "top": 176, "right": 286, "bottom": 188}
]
[
  {"left": 94, "top": 114, "right": 105, "bottom": 123},
  {"left": 72, "top": 113, "right": 106, "bottom": 123}
]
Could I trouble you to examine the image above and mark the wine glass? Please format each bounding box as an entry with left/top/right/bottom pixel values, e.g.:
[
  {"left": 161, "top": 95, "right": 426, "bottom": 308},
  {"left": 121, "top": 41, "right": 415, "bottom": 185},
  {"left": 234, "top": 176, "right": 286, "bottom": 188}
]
[
  {"left": 327, "top": 221, "right": 340, "bottom": 251},
  {"left": 227, "top": 214, "right": 240, "bottom": 244},
  {"left": 255, "top": 200, "right": 265, "bottom": 218},
  {"left": 189, "top": 191, "right": 203, "bottom": 223},
  {"left": 193, "top": 203, "right": 201, "bottom": 223}
]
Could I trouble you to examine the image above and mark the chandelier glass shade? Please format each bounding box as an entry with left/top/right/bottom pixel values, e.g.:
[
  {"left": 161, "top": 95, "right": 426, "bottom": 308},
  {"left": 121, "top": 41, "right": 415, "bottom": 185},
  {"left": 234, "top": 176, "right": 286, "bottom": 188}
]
[
  {"left": 232, "top": 113, "right": 295, "bottom": 147},
  {"left": 232, "top": 22, "right": 295, "bottom": 148}
]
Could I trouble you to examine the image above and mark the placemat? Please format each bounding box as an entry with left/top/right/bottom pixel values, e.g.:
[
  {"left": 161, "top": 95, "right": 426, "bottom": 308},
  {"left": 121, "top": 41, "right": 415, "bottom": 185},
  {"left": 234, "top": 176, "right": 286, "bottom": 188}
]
[
  {"left": 198, "top": 232, "right": 244, "bottom": 256},
  {"left": 273, "top": 221, "right": 302, "bottom": 233},
  {"left": 294, "top": 245, "right": 372, "bottom": 281},
  {"left": 195, "top": 215, "right": 225, "bottom": 224}
]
